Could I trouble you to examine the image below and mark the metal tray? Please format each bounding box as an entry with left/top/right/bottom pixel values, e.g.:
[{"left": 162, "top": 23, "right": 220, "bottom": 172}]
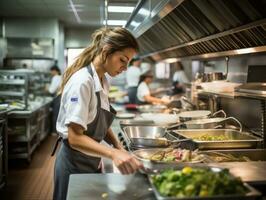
[
  {"left": 203, "top": 149, "right": 266, "bottom": 161},
  {"left": 171, "top": 129, "right": 262, "bottom": 150},
  {"left": 148, "top": 167, "right": 261, "bottom": 200},
  {"left": 132, "top": 148, "right": 204, "bottom": 170}
]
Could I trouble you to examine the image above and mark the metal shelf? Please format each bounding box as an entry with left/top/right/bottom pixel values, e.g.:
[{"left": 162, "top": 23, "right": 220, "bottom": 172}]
[
  {"left": 0, "top": 91, "right": 25, "bottom": 97},
  {"left": 0, "top": 79, "right": 25, "bottom": 85}
]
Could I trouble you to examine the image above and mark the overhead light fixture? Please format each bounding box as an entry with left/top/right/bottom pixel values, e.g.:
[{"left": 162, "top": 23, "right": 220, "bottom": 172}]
[
  {"left": 163, "top": 58, "right": 180, "bottom": 63},
  {"left": 108, "top": 6, "right": 134, "bottom": 13},
  {"left": 130, "top": 20, "right": 141, "bottom": 28},
  {"left": 69, "top": 0, "right": 81, "bottom": 23},
  {"left": 103, "top": 20, "right": 127, "bottom": 26}
]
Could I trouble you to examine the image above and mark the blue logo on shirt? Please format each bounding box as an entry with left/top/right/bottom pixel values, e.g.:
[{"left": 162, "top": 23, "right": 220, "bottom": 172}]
[{"left": 71, "top": 97, "right": 78, "bottom": 102}]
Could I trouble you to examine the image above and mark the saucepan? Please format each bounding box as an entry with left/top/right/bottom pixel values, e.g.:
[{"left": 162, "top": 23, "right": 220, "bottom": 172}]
[
  {"left": 167, "top": 117, "right": 242, "bottom": 131},
  {"left": 123, "top": 126, "right": 190, "bottom": 148},
  {"left": 178, "top": 110, "right": 226, "bottom": 122}
]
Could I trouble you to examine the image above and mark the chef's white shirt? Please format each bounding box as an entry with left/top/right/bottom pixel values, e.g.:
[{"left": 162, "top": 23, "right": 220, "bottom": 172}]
[
  {"left": 48, "top": 75, "right": 62, "bottom": 94},
  {"left": 137, "top": 82, "right": 150, "bottom": 102},
  {"left": 126, "top": 66, "right": 141, "bottom": 87},
  {"left": 172, "top": 71, "right": 189, "bottom": 84},
  {"left": 56, "top": 63, "right": 110, "bottom": 138}
]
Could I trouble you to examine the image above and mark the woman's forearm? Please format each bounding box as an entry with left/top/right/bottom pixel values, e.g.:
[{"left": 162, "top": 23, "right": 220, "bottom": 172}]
[
  {"left": 144, "top": 95, "right": 163, "bottom": 104},
  {"left": 68, "top": 123, "right": 115, "bottom": 159},
  {"left": 104, "top": 128, "right": 123, "bottom": 149}
]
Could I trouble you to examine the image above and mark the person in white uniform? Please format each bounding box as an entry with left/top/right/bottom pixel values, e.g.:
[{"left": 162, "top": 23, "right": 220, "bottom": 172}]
[
  {"left": 137, "top": 70, "right": 169, "bottom": 105},
  {"left": 53, "top": 27, "right": 143, "bottom": 200},
  {"left": 126, "top": 56, "right": 141, "bottom": 104},
  {"left": 48, "top": 65, "right": 62, "bottom": 132},
  {"left": 48, "top": 65, "right": 62, "bottom": 95},
  {"left": 172, "top": 62, "right": 189, "bottom": 94}
]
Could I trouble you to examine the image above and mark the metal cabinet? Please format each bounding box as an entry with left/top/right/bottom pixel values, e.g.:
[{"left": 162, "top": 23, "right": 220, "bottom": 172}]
[{"left": 0, "top": 113, "right": 8, "bottom": 189}]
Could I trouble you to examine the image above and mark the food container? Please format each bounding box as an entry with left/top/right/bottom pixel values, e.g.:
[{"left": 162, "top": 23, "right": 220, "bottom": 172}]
[
  {"left": 203, "top": 149, "right": 266, "bottom": 162},
  {"left": 172, "top": 129, "right": 263, "bottom": 150},
  {"left": 148, "top": 167, "right": 261, "bottom": 200}
]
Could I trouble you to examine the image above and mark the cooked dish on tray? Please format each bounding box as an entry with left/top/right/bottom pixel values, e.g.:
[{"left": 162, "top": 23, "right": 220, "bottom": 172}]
[
  {"left": 141, "top": 148, "right": 205, "bottom": 163},
  {"left": 150, "top": 167, "right": 248, "bottom": 198},
  {"left": 203, "top": 151, "right": 252, "bottom": 162},
  {"left": 193, "top": 134, "right": 230, "bottom": 141}
]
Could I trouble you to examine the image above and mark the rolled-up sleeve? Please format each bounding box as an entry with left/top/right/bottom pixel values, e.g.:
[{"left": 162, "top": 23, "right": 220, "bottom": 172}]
[{"left": 64, "top": 82, "right": 91, "bottom": 130}]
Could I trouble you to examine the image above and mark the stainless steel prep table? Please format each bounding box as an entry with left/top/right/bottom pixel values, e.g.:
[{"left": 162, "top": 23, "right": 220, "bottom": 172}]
[
  {"left": 67, "top": 162, "right": 266, "bottom": 200},
  {"left": 67, "top": 173, "right": 155, "bottom": 200}
]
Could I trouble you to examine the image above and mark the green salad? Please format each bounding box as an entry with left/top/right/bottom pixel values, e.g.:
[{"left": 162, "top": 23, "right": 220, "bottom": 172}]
[{"left": 151, "top": 167, "right": 247, "bottom": 198}]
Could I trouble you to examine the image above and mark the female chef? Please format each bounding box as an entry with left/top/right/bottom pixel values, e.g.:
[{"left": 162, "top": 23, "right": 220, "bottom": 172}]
[{"left": 53, "top": 27, "right": 143, "bottom": 200}]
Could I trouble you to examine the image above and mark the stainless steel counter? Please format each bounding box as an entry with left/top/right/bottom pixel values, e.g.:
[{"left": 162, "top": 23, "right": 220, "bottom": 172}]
[
  {"left": 206, "top": 162, "right": 266, "bottom": 185},
  {"left": 67, "top": 162, "right": 266, "bottom": 200},
  {"left": 67, "top": 173, "right": 155, "bottom": 200}
]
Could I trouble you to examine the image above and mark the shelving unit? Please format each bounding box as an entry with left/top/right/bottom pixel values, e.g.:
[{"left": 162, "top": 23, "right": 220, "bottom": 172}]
[
  {"left": 7, "top": 100, "right": 52, "bottom": 162},
  {"left": 0, "top": 70, "right": 53, "bottom": 162},
  {"left": 0, "top": 70, "right": 30, "bottom": 109},
  {"left": 0, "top": 111, "right": 8, "bottom": 189}
]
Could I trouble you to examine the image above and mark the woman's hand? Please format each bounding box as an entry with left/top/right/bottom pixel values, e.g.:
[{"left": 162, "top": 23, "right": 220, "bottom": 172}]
[{"left": 111, "top": 149, "right": 143, "bottom": 174}]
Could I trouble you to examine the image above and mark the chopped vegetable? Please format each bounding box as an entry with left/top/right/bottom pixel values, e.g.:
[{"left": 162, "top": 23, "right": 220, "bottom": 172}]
[
  {"left": 101, "top": 192, "right": 108, "bottom": 198},
  {"left": 151, "top": 167, "right": 248, "bottom": 197},
  {"left": 193, "top": 134, "right": 230, "bottom": 141},
  {"left": 143, "top": 148, "right": 205, "bottom": 163}
]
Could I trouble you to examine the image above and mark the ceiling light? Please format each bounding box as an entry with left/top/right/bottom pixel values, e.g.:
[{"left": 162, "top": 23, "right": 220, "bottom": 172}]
[
  {"left": 130, "top": 20, "right": 141, "bottom": 27},
  {"left": 163, "top": 58, "right": 180, "bottom": 63},
  {"left": 108, "top": 6, "right": 134, "bottom": 13},
  {"left": 69, "top": 0, "right": 81, "bottom": 23},
  {"left": 103, "top": 20, "right": 127, "bottom": 26}
]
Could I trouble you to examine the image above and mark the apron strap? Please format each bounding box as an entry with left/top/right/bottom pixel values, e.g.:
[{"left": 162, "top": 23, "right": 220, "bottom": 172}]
[{"left": 51, "top": 136, "right": 62, "bottom": 156}]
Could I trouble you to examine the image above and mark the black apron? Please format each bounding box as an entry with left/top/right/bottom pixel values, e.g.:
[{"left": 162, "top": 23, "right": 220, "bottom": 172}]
[
  {"left": 127, "top": 86, "right": 138, "bottom": 104},
  {"left": 53, "top": 65, "right": 116, "bottom": 200}
]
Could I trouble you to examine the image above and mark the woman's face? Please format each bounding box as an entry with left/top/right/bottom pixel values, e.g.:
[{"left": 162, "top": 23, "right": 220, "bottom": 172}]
[{"left": 104, "top": 47, "right": 136, "bottom": 77}]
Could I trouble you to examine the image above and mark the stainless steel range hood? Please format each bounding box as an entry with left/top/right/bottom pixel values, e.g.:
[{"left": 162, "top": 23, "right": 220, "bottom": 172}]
[{"left": 126, "top": 0, "right": 266, "bottom": 62}]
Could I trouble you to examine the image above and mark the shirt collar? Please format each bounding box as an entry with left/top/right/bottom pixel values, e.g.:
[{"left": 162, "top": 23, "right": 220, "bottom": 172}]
[{"left": 90, "top": 63, "right": 109, "bottom": 93}]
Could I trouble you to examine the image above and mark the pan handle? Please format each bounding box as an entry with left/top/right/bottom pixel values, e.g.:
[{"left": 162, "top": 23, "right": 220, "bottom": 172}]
[
  {"left": 166, "top": 123, "right": 184, "bottom": 131},
  {"left": 223, "top": 117, "right": 243, "bottom": 132},
  {"left": 212, "top": 110, "right": 226, "bottom": 118},
  {"left": 214, "top": 125, "right": 223, "bottom": 129}
]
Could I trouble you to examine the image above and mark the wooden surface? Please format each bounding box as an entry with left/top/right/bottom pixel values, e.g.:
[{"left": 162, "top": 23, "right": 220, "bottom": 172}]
[{"left": 0, "top": 135, "right": 56, "bottom": 200}]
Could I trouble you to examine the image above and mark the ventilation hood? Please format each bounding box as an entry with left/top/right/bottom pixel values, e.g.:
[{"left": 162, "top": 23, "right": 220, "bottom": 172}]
[{"left": 126, "top": 0, "right": 266, "bottom": 62}]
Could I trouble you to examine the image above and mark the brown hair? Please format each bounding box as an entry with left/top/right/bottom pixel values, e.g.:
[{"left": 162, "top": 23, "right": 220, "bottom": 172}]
[{"left": 59, "top": 27, "right": 139, "bottom": 94}]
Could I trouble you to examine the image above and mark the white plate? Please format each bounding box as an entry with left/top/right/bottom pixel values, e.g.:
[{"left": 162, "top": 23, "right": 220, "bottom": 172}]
[
  {"left": 116, "top": 113, "right": 136, "bottom": 119},
  {"left": 140, "top": 113, "right": 179, "bottom": 125},
  {"left": 179, "top": 110, "right": 211, "bottom": 118}
]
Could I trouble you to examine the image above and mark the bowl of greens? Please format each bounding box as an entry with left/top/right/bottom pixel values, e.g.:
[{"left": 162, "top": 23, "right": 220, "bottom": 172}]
[{"left": 149, "top": 167, "right": 261, "bottom": 199}]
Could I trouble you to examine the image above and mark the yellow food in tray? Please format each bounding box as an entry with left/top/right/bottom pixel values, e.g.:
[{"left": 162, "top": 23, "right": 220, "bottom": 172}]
[{"left": 193, "top": 134, "right": 230, "bottom": 141}]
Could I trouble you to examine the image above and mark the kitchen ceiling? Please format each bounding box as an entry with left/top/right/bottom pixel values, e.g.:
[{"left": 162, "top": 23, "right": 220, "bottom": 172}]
[{"left": 0, "top": 0, "right": 138, "bottom": 27}]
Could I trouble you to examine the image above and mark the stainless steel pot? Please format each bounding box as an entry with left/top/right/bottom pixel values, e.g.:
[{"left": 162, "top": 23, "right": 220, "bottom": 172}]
[
  {"left": 168, "top": 117, "right": 242, "bottom": 131},
  {"left": 178, "top": 110, "right": 226, "bottom": 122},
  {"left": 122, "top": 126, "right": 190, "bottom": 148}
]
